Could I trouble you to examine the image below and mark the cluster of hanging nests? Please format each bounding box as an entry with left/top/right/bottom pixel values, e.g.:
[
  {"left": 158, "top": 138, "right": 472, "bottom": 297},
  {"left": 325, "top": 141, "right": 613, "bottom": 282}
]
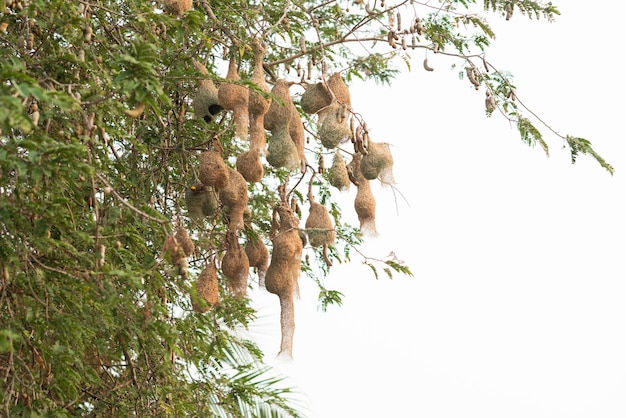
[{"left": 163, "top": 36, "right": 395, "bottom": 359}]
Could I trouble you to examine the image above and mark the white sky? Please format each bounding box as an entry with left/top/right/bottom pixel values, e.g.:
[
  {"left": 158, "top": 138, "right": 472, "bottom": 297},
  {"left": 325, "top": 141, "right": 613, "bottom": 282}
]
[{"left": 245, "top": 3, "right": 626, "bottom": 417}]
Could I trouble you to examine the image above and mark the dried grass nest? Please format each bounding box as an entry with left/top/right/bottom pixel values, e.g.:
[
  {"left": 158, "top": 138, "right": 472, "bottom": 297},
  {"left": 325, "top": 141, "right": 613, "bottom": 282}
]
[
  {"left": 305, "top": 192, "right": 335, "bottom": 248},
  {"left": 300, "top": 72, "right": 351, "bottom": 118},
  {"left": 264, "top": 202, "right": 303, "bottom": 359},
  {"left": 318, "top": 101, "right": 351, "bottom": 149},
  {"left": 192, "top": 61, "right": 222, "bottom": 123},
  {"left": 185, "top": 182, "right": 219, "bottom": 221},
  {"left": 236, "top": 148, "right": 264, "bottom": 183},
  {"left": 174, "top": 224, "right": 195, "bottom": 257},
  {"left": 199, "top": 149, "right": 229, "bottom": 191},
  {"left": 221, "top": 231, "right": 249, "bottom": 299},
  {"left": 360, "top": 141, "right": 394, "bottom": 184},
  {"left": 162, "top": 0, "right": 192, "bottom": 15},
  {"left": 349, "top": 153, "right": 377, "bottom": 235},
  {"left": 245, "top": 232, "right": 269, "bottom": 288},
  {"left": 218, "top": 55, "right": 249, "bottom": 139},
  {"left": 264, "top": 79, "right": 304, "bottom": 171},
  {"left": 218, "top": 167, "right": 249, "bottom": 232},
  {"left": 328, "top": 150, "right": 350, "bottom": 191},
  {"left": 191, "top": 261, "right": 219, "bottom": 313}
]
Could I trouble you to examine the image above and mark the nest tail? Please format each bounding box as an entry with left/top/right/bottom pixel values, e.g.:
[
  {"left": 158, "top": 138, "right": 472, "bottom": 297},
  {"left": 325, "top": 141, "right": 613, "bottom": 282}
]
[{"left": 218, "top": 55, "right": 249, "bottom": 139}]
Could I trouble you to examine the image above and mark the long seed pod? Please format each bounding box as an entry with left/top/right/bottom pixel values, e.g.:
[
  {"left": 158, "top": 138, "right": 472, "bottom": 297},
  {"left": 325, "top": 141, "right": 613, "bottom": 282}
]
[{"left": 423, "top": 58, "right": 434, "bottom": 72}]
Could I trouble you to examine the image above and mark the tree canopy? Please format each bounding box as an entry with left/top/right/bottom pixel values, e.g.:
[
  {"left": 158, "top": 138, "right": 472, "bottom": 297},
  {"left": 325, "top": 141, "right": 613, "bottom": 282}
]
[{"left": 0, "top": 0, "right": 611, "bottom": 416}]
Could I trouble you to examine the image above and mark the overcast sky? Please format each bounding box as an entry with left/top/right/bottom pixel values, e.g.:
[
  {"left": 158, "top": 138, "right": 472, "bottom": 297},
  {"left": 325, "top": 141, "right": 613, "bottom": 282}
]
[{"left": 245, "top": 3, "right": 626, "bottom": 417}]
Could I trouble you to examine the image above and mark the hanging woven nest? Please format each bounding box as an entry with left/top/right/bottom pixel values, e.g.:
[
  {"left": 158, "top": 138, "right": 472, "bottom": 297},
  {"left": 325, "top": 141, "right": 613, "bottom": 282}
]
[
  {"left": 190, "top": 261, "right": 219, "bottom": 313},
  {"left": 360, "top": 141, "right": 395, "bottom": 184},
  {"left": 218, "top": 167, "right": 249, "bottom": 232},
  {"left": 300, "top": 82, "right": 332, "bottom": 115},
  {"left": 218, "top": 55, "right": 249, "bottom": 139},
  {"left": 301, "top": 72, "right": 351, "bottom": 118},
  {"left": 349, "top": 153, "right": 377, "bottom": 235},
  {"left": 305, "top": 199, "right": 335, "bottom": 248},
  {"left": 289, "top": 104, "right": 306, "bottom": 172},
  {"left": 245, "top": 232, "right": 269, "bottom": 288},
  {"left": 263, "top": 79, "right": 292, "bottom": 133},
  {"left": 248, "top": 39, "right": 271, "bottom": 154},
  {"left": 221, "top": 230, "right": 250, "bottom": 299},
  {"left": 328, "top": 150, "right": 350, "bottom": 191},
  {"left": 236, "top": 148, "right": 264, "bottom": 183},
  {"left": 192, "top": 60, "right": 222, "bottom": 123},
  {"left": 199, "top": 148, "right": 229, "bottom": 191},
  {"left": 184, "top": 182, "right": 219, "bottom": 221},
  {"left": 318, "top": 101, "right": 351, "bottom": 149},
  {"left": 327, "top": 72, "right": 351, "bottom": 108},
  {"left": 267, "top": 124, "right": 301, "bottom": 171},
  {"left": 174, "top": 224, "right": 195, "bottom": 257},
  {"left": 265, "top": 200, "right": 303, "bottom": 359},
  {"left": 162, "top": 0, "right": 192, "bottom": 15}
]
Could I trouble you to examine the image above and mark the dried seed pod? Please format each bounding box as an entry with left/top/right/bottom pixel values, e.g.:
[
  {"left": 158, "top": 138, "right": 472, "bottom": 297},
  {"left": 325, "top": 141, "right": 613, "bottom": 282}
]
[
  {"left": 175, "top": 224, "right": 195, "bottom": 257},
  {"left": 300, "top": 82, "right": 332, "bottom": 115},
  {"left": 218, "top": 167, "right": 249, "bottom": 232},
  {"left": 162, "top": 0, "right": 192, "bottom": 15},
  {"left": 218, "top": 55, "right": 249, "bottom": 139},
  {"left": 162, "top": 235, "right": 184, "bottom": 266},
  {"left": 485, "top": 91, "right": 497, "bottom": 112},
  {"left": 387, "top": 31, "right": 397, "bottom": 48},
  {"left": 191, "top": 261, "right": 219, "bottom": 313},
  {"left": 482, "top": 55, "right": 490, "bottom": 73},
  {"left": 124, "top": 102, "right": 145, "bottom": 118},
  {"left": 185, "top": 183, "right": 219, "bottom": 221},
  {"left": 299, "top": 36, "right": 306, "bottom": 53},
  {"left": 466, "top": 66, "right": 480, "bottom": 89},
  {"left": 83, "top": 26, "right": 92, "bottom": 44},
  {"left": 192, "top": 61, "right": 223, "bottom": 123},
  {"left": 221, "top": 231, "right": 250, "bottom": 299},
  {"left": 245, "top": 232, "right": 269, "bottom": 288},
  {"left": 349, "top": 153, "right": 377, "bottom": 234},
  {"left": 328, "top": 150, "right": 351, "bottom": 191},
  {"left": 318, "top": 102, "right": 352, "bottom": 149},
  {"left": 199, "top": 149, "right": 229, "bottom": 191},
  {"left": 265, "top": 203, "right": 303, "bottom": 359},
  {"left": 360, "top": 141, "right": 394, "bottom": 184},
  {"left": 423, "top": 58, "right": 434, "bottom": 72},
  {"left": 236, "top": 148, "right": 264, "bottom": 183},
  {"left": 305, "top": 194, "right": 335, "bottom": 248}
]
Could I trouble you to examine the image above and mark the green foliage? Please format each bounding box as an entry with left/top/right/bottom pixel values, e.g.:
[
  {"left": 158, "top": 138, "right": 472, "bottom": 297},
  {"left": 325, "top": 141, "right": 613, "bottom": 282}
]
[{"left": 0, "top": 0, "right": 610, "bottom": 416}]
